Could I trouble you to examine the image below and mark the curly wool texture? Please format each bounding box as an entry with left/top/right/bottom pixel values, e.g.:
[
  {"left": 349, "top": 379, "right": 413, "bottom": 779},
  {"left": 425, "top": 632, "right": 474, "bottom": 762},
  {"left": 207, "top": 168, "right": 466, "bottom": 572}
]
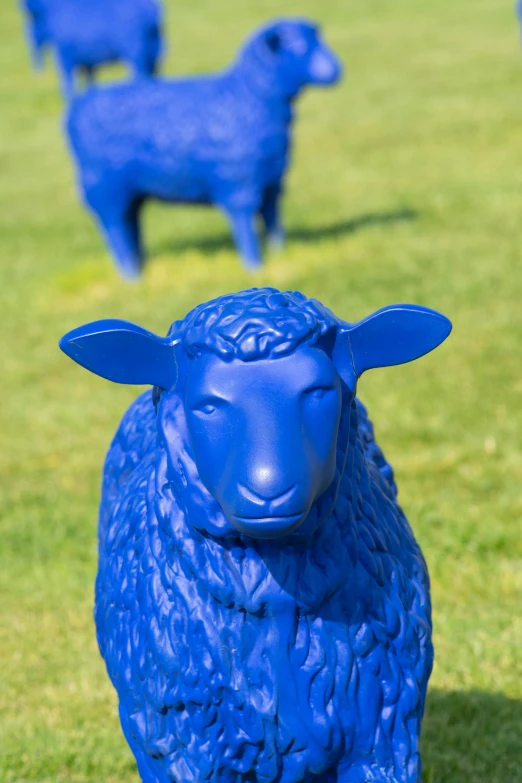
[
  {"left": 96, "top": 387, "right": 432, "bottom": 783},
  {"left": 177, "top": 289, "right": 335, "bottom": 362}
]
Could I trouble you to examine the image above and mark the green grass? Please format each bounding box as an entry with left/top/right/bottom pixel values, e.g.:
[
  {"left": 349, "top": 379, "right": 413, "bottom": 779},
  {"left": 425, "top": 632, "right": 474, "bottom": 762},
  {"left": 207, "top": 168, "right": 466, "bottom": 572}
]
[{"left": 1, "top": 0, "right": 521, "bottom": 780}]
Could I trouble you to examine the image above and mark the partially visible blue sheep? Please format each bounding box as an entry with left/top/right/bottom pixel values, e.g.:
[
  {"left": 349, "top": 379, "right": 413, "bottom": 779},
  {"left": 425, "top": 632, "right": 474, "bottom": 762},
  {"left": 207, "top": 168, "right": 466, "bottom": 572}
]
[
  {"left": 21, "top": 0, "right": 163, "bottom": 97},
  {"left": 59, "top": 288, "right": 452, "bottom": 783},
  {"left": 21, "top": 0, "right": 51, "bottom": 70},
  {"left": 66, "top": 19, "right": 342, "bottom": 277}
]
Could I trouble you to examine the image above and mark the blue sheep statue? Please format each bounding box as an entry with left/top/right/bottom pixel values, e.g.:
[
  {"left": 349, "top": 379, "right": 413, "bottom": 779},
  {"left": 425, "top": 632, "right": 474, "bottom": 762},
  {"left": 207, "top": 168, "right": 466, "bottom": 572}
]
[
  {"left": 66, "top": 19, "right": 342, "bottom": 277},
  {"left": 21, "top": 0, "right": 163, "bottom": 97},
  {"left": 59, "top": 288, "right": 452, "bottom": 783},
  {"left": 21, "top": 0, "right": 51, "bottom": 70}
]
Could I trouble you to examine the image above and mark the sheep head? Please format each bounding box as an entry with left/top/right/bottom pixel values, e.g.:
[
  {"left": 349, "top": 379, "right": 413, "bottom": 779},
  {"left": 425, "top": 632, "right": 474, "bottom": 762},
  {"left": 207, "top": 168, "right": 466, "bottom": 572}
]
[
  {"left": 239, "top": 19, "right": 342, "bottom": 98},
  {"left": 60, "top": 288, "right": 451, "bottom": 539}
]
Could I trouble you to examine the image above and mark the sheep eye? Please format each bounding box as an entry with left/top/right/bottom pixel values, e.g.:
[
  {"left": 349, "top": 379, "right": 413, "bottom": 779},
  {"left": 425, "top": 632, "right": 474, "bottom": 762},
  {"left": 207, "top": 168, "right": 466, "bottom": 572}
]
[
  {"left": 194, "top": 399, "right": 221, "bottom": 415},
  {"left": 266, "top": 31, "right": 282, "bottom": 53},
  {"left": 304, "top": 386, "right": 333, "bottom": 400}
]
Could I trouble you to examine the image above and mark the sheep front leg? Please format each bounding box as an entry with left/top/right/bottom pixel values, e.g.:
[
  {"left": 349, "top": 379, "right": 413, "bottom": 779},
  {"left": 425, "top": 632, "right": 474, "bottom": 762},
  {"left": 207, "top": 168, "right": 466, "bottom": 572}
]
[
  {"left": 96, "top": 210, "right": 144, "bottom": 279},
  {"left": 85, "top": 189, "right": 145, "bottom": 279},
  {"left": 261, "top": 184, "right": 285, "bottom": 250},
  {"left": 55, "top": 50, "right": 76, "bottom": 100},
  {"left": 225, "top": 208, "right": 263, "bottom": 271},
  {"left": 25, "top": 23, "right": 45, "bottom": 71},
  {"left": 129, "top": 36, "right": 162, "bottom": 79}
]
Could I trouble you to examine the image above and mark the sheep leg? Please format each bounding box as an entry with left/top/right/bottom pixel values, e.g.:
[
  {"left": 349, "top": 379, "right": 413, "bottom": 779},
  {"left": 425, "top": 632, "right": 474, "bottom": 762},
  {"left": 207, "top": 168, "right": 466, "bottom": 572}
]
[
  {"left": 55, "top": 51, "right": 76, "bottom": 100},
  {"left": 131, "top": 47, "right": 161, "bottom": 80},
  {"left": 225, "top": 208, "right": 263, "bottom": 270},
  {"left": 83, "top": 64, "right": 95, "bottom": 88},
  {"left": 93, "top": 200, "right": 145, "bottom": 279},
  {"left": 260, "top": 185, "right": 285, "bottom": 249},
  {"left": 25, "top": 23, "right": 45, "bottom": 71}
]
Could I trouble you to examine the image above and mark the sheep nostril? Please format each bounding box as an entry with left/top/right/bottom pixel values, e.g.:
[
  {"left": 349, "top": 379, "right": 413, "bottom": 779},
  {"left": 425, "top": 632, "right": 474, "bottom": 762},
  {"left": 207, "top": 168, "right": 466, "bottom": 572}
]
[
  {"left": 237, "top": 483, "right": 298, "bottom": 506},
  {"left": 269, "top": 485, "right": 299, "bottom": 507}
]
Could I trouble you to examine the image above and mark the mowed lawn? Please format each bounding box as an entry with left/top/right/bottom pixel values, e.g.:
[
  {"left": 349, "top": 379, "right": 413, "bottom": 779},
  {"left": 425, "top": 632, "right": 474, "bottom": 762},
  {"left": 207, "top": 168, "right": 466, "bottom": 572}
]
[{"left": 1, "top": 0, "right": 521, "bottom": 780}]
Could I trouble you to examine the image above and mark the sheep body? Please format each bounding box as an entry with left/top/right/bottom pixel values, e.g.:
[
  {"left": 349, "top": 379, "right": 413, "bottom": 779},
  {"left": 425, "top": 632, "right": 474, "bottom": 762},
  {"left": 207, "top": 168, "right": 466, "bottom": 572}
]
[
  {"left": 96, "top": 396, "right": 431, "bottom": 782},
  {"left": 66, "top": 20, "right": 341, "bottom": 276},
  {"left": 69, "top": 76, "right": 290, "bottom": 207},
  {"left": 21, "top": 0, "right": 163, "bottom": 96}
]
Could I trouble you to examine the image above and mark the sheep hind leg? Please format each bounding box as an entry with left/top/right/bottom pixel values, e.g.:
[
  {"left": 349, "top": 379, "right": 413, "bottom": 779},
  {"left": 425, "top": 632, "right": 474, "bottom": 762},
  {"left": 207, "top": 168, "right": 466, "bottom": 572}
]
[
  {"left": 82, "top": 64, "right": 96, "bottom": 88},
  {"left": 93, "top": 198, "right": 145, "bottom": 280},
  {"left": 224, "top": 208, "right": 263, "bottom": 271}
]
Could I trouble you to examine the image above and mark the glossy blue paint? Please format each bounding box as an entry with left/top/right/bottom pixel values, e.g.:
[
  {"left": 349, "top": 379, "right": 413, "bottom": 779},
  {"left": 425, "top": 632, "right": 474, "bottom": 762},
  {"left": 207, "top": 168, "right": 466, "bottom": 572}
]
[
  {"left": 59, "top": 319, "right": 178, "bottom": 389},
  {"left": 60, "top": 288, "right": 452, "bottom": 782},
  {"left": 20, "top": 0, "right": 163, "bottom": 97},
  {"left": 66, "top": 20, "right": 342, "bottom": 277}
]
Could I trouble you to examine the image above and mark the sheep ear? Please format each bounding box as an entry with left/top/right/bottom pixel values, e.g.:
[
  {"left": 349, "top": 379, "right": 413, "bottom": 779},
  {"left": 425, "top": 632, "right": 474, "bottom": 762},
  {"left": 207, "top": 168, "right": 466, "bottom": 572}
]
[
  {"left": 59, "top": 319, "right": 178, "bottom": 389},
  {"left": 334, "top": 304, "right": 452, "bottom": 384}
]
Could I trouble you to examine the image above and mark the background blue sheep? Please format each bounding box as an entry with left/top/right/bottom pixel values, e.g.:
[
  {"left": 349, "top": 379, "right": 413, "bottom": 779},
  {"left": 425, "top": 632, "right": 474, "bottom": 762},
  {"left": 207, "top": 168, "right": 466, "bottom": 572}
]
[
  {"left": 21, "top": 0, "right": 51, "bottom": 70},
  {"left": 66, "top": 19, "right": 342, "bottom": 277},
  {"left": 59, "top": 288, "right": 452, "bottom": 783},
  {"left": 21, "top": 0, "right": 163, "bottom": 97}
]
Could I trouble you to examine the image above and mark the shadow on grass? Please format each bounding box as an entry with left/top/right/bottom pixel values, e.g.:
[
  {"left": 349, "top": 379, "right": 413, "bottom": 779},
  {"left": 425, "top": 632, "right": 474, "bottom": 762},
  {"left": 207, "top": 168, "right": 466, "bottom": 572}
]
[
  {"left": 150, "top": 208, "right": 418, "bottom": 258},
  {"left": 422, "top": 689, "right": 522, "bottom": 782}
]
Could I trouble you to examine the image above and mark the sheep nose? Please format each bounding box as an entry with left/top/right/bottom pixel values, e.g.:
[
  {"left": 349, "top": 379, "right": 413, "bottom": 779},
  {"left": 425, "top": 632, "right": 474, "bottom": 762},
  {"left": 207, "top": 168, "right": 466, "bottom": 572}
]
[{"left": 237, "top": 482, "right": 298, "bottom": 509}]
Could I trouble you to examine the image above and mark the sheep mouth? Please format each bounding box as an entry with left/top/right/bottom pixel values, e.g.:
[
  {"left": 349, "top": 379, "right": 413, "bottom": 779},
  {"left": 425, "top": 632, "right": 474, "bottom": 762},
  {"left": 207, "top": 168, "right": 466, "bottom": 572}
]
[{"left": 228, "top": 511, "right": 307, "bottom": 539}]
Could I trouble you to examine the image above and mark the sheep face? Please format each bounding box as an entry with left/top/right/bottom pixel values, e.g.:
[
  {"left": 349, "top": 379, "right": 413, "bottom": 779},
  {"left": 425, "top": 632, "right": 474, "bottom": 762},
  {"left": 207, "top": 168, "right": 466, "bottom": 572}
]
[
  {"left": 184, "top": 345, "right": 342, "bottom": 539},
  {"left": 59, "top": 289, "right": 452, "bottom": 541},
  {"left": 246, "top": 20, "right": 342, "bottom": 97}
]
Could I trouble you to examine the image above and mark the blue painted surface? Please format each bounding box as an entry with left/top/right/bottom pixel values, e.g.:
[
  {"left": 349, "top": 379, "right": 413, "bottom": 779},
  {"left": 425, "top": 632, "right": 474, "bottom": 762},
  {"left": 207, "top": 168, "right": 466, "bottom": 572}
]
[
  {"left": 21, "top": 0, "right": 51, "bottom": 70},
  {"left": 60, "top": 288, "right": 452, "bottom": 783},
  {"left": 66, "top": 20, "right": 342, "bottom": 277},
  {"left": 20, "top": 0, "right": 163, "bottom": 96}
]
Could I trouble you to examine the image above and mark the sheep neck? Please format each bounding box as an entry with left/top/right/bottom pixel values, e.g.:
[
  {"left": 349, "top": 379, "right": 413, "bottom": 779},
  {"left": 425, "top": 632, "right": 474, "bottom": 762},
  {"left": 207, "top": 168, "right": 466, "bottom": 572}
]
[{"left": 230, "top": 58, "right": 303, "bottom": 105}]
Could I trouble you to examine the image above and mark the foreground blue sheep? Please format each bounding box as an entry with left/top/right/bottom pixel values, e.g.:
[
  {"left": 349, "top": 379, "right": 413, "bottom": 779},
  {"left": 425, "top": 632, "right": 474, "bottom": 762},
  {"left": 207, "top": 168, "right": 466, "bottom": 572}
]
[
  {"left": 67, "top": 19, "right": 342, "bottom": 277},
  {"left": 21, "top": 0, "right": 163, "bottom": 97},
  {"left": 60, "top": 288, "right": 452, "bottom": 783}
]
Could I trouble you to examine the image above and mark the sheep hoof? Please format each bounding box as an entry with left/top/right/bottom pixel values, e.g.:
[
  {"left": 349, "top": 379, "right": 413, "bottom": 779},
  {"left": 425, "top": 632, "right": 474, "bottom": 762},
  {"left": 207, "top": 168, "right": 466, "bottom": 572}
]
[
  {"left": 117, "top": 262, "right": 143, "bottom": 282},
  {"left": 242, "top": 257, "right": 263, "bottom": 272},
  {"left": 267, "top": 230, "right": 285, "bottom": 252}
]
